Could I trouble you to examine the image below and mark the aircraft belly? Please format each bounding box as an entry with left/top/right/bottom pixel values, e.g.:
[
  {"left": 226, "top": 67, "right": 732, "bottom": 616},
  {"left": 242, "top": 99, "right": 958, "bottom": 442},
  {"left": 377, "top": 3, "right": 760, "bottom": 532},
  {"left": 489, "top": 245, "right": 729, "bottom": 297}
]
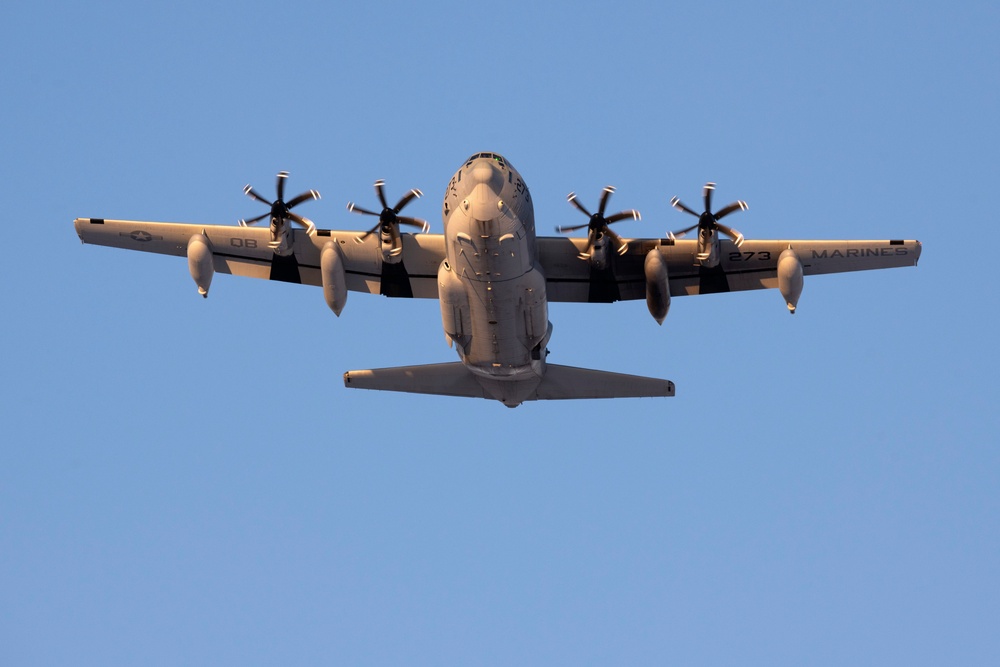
[
  {"left": 445, "top": 210, "right": 547, "bottom": 378},
  {"left": 455, "top": 260, "right": 549, "bottom": 380},
  {"left": 463, "top": 278, "right": 537, "bottom": 375}
]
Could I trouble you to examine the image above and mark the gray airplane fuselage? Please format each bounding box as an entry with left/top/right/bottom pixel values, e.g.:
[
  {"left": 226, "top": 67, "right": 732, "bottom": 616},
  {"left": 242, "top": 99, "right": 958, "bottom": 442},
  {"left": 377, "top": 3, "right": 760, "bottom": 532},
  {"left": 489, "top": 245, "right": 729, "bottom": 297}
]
[{"left": 437, "top": 153, "right": 550, "bottom": 405}]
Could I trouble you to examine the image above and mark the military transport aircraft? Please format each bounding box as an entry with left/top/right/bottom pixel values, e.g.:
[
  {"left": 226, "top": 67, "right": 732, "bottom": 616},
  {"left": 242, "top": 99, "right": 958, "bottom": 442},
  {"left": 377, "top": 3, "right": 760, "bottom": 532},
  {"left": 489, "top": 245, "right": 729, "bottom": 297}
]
[{"left": 74, "top": 152, "right": 921, "bottom": 407}]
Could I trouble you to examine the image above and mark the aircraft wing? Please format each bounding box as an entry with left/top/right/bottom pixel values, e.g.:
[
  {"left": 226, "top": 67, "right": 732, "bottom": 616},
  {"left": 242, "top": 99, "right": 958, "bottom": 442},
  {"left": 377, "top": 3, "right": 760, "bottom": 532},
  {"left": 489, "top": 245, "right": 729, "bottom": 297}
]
[
  {"left": 73, "top": 218, "right": 445, "bottom": 298},
  {"left": 539, "top": 237, "right": 922, "bottom": 302},
  {"left": 75, "top": 219, "right": 920, "bottom": 304}
]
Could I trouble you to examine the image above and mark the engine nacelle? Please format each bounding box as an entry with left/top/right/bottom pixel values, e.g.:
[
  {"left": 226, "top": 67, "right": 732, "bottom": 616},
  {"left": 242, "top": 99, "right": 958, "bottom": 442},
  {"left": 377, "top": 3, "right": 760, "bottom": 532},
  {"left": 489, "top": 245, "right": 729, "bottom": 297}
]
[
  {"left": 644, "top": 248, "right": 671, "bottom": 325},
  {"left": 187, "top": 233, "right": 214, "bottom": 298},
  {"left": 321, "top": 241, "right": 348, "bottom": 316},
  {"left": 438, "top": 259, "right": 472, "bottom": 352},
  {"left": 587, "top": 234, "right": 610, "bottom": 271},
  {"left": 777, "top": 248, "right": 804, "bottom": 314}
]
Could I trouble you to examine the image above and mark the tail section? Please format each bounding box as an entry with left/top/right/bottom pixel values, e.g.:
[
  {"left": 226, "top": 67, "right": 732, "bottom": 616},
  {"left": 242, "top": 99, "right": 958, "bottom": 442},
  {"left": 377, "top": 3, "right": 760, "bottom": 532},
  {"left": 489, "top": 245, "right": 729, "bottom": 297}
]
[
  {"left": 343, "top": 362, "right": 674, "bottom": 406},
  {"left": 343, "top": 363, "right": 490, "bottom": 400}
]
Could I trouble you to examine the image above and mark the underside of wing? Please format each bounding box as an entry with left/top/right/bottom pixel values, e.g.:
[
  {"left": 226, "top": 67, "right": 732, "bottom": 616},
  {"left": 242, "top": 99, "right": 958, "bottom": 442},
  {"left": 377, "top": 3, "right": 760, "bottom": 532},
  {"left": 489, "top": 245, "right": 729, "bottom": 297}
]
[
  {"left": 539, "top": 236, "right": 921, "bottom": 303},
  {"left": 73, "top": 218, "right": 445, "bottom": 299}
]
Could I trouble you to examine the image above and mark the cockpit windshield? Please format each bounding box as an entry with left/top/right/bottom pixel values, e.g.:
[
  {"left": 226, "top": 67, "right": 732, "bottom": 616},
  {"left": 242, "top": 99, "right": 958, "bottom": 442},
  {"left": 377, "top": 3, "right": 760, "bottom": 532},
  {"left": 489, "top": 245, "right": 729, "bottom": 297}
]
[{"left": 465, "top": 152, "right": 508, "bottom": 169}]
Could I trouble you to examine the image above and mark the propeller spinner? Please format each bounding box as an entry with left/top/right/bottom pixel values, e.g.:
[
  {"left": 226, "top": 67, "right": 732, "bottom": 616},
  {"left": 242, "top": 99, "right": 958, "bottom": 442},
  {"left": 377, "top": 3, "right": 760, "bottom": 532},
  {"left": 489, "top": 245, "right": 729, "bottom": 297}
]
[
  {"left": 348, "top": 179, "right": 429, "bottom": 257},
  {"left": 556, "top": 186, "right": 640, "bottom": 260},
  {"left": 669, "top": 182, "right": 747, "bottom": 260},
  {"left": 239, "top": 171, "right": 320, "bottom": 244}
]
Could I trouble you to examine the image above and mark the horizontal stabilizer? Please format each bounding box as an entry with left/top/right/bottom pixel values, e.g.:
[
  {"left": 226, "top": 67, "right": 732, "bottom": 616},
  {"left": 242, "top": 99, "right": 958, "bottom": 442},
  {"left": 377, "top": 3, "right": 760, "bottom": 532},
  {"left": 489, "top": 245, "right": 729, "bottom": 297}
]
[
  {"left": 343, "top": 363, "right": 490, "bottom": 399},
  {"left": 343, "top": 362, "right": 674, "bottom": 404},
  {"left": 535, "top": 364, "right": 675, "bottom": 400}
]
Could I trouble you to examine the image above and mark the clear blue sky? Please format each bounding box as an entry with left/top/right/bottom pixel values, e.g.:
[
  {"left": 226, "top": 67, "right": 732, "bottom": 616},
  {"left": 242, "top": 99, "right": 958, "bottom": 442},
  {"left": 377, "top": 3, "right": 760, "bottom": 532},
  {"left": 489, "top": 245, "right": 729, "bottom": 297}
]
[{"left": 2, "top": 1, "right": 998, "bottom": 664}]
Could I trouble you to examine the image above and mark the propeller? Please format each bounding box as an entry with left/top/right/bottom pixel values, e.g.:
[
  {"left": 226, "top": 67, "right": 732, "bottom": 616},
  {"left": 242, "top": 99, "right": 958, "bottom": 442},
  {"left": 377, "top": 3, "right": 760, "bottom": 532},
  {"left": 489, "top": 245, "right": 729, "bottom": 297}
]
[
  {"left": 239, "top": 171, "right": 320, "bottom": 238},
  {"left": 556, "top": 186, "right": 640, "bottom": 260},
  {"left": 669, "top": 182, "right": 747, "bottom": 259},
  {"left": 348, "top": 179, "right": 429, "bottom": 255}
]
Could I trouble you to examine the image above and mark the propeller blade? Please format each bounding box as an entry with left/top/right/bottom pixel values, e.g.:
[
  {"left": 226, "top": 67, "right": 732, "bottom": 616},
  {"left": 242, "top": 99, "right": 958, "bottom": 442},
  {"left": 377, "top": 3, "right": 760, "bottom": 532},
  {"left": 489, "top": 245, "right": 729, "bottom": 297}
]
[
  {"left": 286, "top": 189, "right": 321, "bottom": 209},
  {"left": 276, "top": 171, "right": 289, "bottom": 202},
  {"left": 703, "top": 182, "right": 715, "bottom": 213},
  {"left": 393, "top": 188, "right": 423, "bottom": 213},
  {"left": 243, "top": 184, "right": 272, "bottom": 206},
  {"left": 605, "top": 209, "right": 641, "bottom": 224},
  {"left": 285, "top": 210, "right": 312, "bottom": 228},
  {"left": 597, "top": 186, "right": 616, "bottom": 217},
  {"left": 239, "top": 212, "right": 270, "bottom": 226},
  {"left": 716, "top": 222, "right": 745, "bottom": 247},
  {"left": 566, "top": 192, "right": 592, "bottom": 217},
  {"left": 670, "top": 196, "right": 699, "bottom": 217},
  {"left": 605, "top": 226, "right": 628, "bottom": 255},
  {"left": 292, "top": 219, "right": 318, "bottom": 237},
  {"left": 374, "top": 179, "right": 389, "bottom": 210},
  {"left": 669, "top": 223, "right": 700, "bottom": 239},
  {"left": 556, "top": 222, "right": 591, "bottom": 233},
  {"left": 577, "top": 232, "right": 596, "bottom": 259},
  {"left": 347, "top": 202, "right": 380, "bottom": 217},
  {"left": 714, "top": 200, "right": 748, "bottom": 221},
  {"left": 355, "top": 222, "right": 381, "bottom": 243},
  {"left": 397, "top": 216, "right": 429, "bottom": 232}
]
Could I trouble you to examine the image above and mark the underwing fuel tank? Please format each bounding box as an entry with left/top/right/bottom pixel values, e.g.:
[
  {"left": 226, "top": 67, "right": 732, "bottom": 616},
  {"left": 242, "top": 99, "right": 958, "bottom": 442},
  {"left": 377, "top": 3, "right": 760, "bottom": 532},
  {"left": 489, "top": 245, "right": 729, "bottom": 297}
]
[
  {"left": 187, "top": 233, "right": 213, "bottom": 297},
  {"left": 644, "top": 248, "right": 670, "bottom": 324},
  {"left": 321, "top": 241, "right": 348, "bottom": 316},
  {"left": 777, "top": 248, "right": 804, "bottom": 313}
]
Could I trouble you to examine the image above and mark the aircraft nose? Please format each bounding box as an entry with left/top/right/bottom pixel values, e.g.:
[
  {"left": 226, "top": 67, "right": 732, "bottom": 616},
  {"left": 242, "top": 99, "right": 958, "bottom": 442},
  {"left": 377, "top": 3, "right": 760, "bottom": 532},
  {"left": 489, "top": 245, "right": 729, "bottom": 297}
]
[{"left": 471, "top": 161, "right": 504, "bottom": 194}]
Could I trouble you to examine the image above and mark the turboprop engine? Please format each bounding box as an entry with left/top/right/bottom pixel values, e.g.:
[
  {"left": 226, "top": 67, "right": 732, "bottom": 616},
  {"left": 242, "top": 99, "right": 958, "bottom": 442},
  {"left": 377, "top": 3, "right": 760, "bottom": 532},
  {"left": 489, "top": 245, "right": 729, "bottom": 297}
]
[
  {"left": 347, "top": 179, "right": 428, "bottom": 263},
  {"left": 239, "top": 171, "right": 320, "bottom": 255},
  {"left": 669, "top": 182, "right": 747, "bottom": 266},
  {"left": 556, "top": 186, "right": 640, "bottom": 270}
]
